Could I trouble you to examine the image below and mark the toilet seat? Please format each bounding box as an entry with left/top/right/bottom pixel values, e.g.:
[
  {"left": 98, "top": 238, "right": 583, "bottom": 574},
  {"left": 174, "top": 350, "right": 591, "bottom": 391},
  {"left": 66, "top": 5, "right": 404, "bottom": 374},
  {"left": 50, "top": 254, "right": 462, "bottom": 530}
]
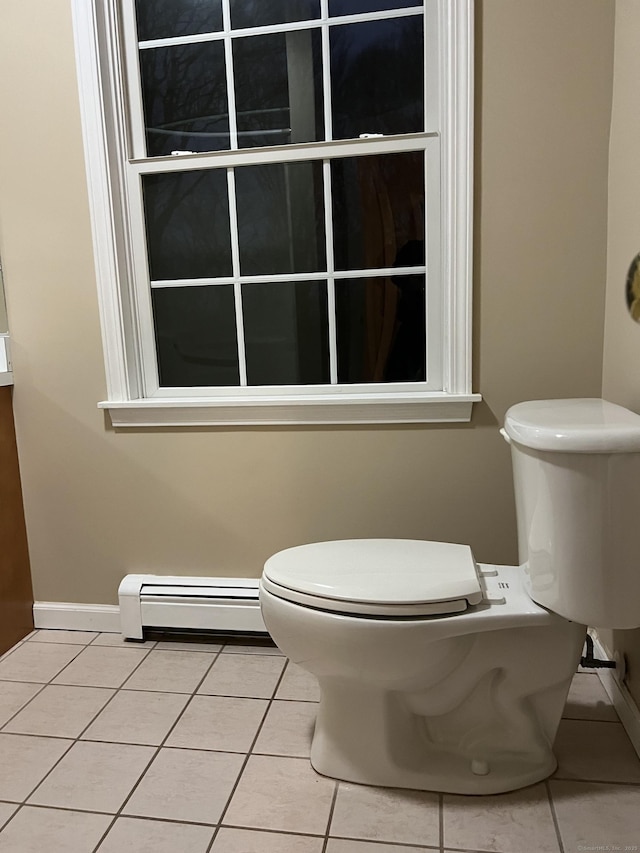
[{"left": 262, "top": 539, "right": 483, "bottom": 617}]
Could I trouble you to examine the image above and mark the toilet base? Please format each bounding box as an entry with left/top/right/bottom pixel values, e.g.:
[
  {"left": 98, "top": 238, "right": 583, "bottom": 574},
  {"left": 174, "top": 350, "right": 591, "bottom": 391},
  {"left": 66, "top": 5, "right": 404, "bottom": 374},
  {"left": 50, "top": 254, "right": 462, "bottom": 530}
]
[{"left": 309, "top": 678, "right": 558, "bottom": 795}]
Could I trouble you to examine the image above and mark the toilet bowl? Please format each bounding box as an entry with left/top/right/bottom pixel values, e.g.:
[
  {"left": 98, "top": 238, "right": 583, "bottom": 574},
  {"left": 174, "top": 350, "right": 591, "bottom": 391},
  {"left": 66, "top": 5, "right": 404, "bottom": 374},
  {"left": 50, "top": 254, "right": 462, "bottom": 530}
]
[{"left": 259, "top": 399, "right": 640, "bottom": 795}]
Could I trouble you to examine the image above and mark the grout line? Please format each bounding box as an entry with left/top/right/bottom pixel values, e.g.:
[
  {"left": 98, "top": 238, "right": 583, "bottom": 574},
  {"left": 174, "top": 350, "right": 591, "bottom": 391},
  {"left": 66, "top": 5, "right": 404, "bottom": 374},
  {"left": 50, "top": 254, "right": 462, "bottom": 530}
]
[
  {"left": 0, "top": 683, "right": 50, "bottom": 731},
  {"left": 89, "top": 645, "right": 225, "bottom": 852},
  {"left": 0, "top": 634, "right": 108, "bottom": 830},
  {"left": 213, "top": 823, "right": 326, "bottom": 842},
  {"left": 0, "top": 803, "right": 18, "bottom": 834},
  {"left": 329, "top": 839, "right": 439, "bottom": 851},
  {"left": 439, "top": 791, "right": 444, "bottom": 853},
  {"left": 550, "top": 775, "right": 640, "bottom": 787},
  {"left": 0, "top": 640, "right": 88, "bottom": 678},
  {"left": 205, "top": 657, "right": 291, "bottom": 852},
  {"left": 2, "top": 635, "right": 160, "bottom": 825},
  {"left": 320, "top": 780, "right": 339, "bottom": 853},
  {"left": 561, "top": 715, "right": 620, "bottom": 724},
  {"left": 10, "top": 801, "right": 220, "bottom": 826},
  {"left": 0, "top": 633, "right": 186, "bottom": 845},
  {"left": 545, "top": 779, "right": 566, "bottom": 853}
]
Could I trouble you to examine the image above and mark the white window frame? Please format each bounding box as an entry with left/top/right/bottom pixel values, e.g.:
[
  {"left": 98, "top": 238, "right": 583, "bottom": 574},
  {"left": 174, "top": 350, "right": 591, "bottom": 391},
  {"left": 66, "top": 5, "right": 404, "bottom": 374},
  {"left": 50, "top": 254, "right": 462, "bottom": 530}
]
[{"left": 72, "top": 0, "right": 479, "bottom": 427}]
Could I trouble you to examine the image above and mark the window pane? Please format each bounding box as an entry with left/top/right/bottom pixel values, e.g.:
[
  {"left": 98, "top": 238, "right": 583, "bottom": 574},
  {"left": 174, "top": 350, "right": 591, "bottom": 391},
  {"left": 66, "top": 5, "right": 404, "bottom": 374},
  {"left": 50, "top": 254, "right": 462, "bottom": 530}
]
[
  {"left": 331, "top": 152, "right": 424, "bottom": 271},
  {"left": 140, "top": 42, "right": 229, "bottom": 156},
  {"left": 330, "top": 17, "right": 423, "bottom": 140},
  {"left": 143, "top": 170, "right": 232, "bottom": 280},
  {"left": 330, "top": 0, "right": 418, "bottom": 15},
  {"left": 235, "top": 161, "right": 326, "bottom": 275},
  {"left": 152, "top": 286, "right": 240, "bottom": 386},
  {"left": 243, "top": 281, "right": 329, "bottom": 385},
  {"left": 233, "top": 31, "right": 324, "bottom": 148},
  {"left": 336, "top": 274, "right": 425, "bottom": 383},
  {"left": 135, "top": 0, "right": 223, "bottom": 41},
  {"left": 230, "top": 0, "right": 320, "bottom": 29}
]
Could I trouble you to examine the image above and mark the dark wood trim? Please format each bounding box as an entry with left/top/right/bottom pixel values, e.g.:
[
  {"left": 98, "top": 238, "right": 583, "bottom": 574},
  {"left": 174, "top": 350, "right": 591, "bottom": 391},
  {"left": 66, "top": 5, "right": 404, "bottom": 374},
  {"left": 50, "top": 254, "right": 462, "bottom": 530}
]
[{"left": 0, "top": 386, "right": 33, "bottom": 654}]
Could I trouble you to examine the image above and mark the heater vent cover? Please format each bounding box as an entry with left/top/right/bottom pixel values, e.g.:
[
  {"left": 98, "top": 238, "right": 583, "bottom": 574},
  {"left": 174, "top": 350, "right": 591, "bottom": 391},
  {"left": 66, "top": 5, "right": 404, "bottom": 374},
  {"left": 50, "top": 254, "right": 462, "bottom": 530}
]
[{"left": 118, "top": 574, "right": 267, "bottom": 639}]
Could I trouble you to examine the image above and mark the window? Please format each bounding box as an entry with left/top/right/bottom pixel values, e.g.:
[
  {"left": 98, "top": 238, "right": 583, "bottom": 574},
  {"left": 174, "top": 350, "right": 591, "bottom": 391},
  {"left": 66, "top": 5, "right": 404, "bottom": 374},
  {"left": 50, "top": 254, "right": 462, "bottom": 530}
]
[{"left": 73, "top": 0, "right": 478, "bottom": 425}]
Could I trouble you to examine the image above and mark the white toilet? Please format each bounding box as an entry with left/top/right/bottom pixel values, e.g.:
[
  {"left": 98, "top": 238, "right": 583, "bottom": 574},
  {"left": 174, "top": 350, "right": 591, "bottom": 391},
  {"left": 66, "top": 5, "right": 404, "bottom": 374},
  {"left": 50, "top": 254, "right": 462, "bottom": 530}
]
[{"left": 259, "top": 399, "right": 640, "bottom": 795}]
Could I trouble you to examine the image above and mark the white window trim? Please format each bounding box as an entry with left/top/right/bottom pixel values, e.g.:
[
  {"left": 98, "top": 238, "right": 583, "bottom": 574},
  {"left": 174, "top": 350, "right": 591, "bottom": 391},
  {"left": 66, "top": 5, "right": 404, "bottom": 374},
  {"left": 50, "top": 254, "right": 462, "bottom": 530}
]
[{"left": 72, "top": 0, "right": 480, "bottom": 427}]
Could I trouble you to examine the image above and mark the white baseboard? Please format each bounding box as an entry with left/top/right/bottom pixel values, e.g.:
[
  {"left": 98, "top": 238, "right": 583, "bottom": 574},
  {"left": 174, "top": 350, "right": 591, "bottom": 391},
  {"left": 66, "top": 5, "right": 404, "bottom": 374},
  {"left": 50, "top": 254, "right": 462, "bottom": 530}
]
[
  {"left": 591, "top": 631, "right": 640, "bottom": 759},
  {"left": 33, "top": 602, "right": 120, "bottom": 633}
]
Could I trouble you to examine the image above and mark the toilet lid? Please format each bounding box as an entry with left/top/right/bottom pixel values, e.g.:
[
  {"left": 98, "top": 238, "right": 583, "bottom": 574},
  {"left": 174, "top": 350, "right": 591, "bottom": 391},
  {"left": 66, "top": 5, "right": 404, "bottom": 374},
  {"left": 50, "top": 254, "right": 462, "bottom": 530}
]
[{"left": 262, "top": 539, "right": 483, "bottom": 617}]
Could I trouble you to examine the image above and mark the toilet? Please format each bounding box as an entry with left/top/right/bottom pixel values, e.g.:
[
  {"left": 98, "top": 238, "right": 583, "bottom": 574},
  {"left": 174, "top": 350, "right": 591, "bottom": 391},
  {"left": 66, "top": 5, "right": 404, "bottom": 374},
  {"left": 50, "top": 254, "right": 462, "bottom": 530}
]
[{"left": 259, "top": 399, "right": 640, "bottom": 795}]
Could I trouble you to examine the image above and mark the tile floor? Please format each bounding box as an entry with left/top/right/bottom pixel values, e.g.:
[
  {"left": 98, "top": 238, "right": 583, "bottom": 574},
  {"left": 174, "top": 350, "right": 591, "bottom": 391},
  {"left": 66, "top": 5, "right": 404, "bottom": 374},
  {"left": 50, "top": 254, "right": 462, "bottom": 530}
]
[{"left": 0, "top": 630, "right": 639, "bottom": 852}]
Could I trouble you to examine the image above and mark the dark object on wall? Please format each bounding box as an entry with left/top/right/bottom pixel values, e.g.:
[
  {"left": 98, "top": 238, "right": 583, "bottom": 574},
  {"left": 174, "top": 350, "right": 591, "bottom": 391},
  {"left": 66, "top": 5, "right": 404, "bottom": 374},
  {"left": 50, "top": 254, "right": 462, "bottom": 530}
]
[{"left": 625, "top": 252, "right": 640, "bottom": 322}]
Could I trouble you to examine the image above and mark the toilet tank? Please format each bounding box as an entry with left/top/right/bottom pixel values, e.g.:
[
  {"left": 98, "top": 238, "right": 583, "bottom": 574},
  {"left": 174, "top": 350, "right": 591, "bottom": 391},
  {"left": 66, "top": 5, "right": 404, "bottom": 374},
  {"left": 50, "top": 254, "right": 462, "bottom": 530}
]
[{"left": 503, "top": 399, "right": 640, "bottom": 629}]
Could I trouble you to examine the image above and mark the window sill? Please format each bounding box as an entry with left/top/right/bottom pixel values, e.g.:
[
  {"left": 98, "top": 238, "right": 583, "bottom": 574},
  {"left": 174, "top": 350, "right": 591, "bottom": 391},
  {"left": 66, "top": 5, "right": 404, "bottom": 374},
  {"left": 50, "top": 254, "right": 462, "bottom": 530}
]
[{"left": 99, "top": 392, "right": 482, "bottom": 427}]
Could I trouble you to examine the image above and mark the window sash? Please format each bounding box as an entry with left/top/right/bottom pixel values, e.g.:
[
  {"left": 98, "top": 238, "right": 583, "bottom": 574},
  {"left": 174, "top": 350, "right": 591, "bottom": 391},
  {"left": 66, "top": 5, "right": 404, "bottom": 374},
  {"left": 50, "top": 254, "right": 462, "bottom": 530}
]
[
  {"left": 122, "top": 1, "right": 434, "bottom": 160},
  {"left": 125, "top": 135, "right": 440, "bottom": 396}
]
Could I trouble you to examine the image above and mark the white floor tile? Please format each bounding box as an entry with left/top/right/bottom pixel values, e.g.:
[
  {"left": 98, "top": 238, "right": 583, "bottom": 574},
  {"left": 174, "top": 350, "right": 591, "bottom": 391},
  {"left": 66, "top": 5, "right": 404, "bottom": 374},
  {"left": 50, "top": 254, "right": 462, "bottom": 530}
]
[
  {"left": 0, "top": 805, "right": 111, "bottom": 853},
  {"left": 225, "top": 755, "right": 335, "bottom": 836},
  {"left": 28, "top": 741, "right": 155, "bottom": 813},
  {"left": 0, "top": 804, "right": 18, "bottom": 830},
  {"left": 253, "top": 699, "right": 316, "bottom": 757},
  {"left": 123, "top": 747, "right": 244, "bottom": 824},
  {"left": 3, "top": 686, "right": 114, "bottom": 738},
  {"left": 153, "top": 640, "right": 223, "bottom": 652},
  {"left": 551, "top": 779, "right": 640, "bottom": 850},
  {"left": 0, "top": 734, "right": 72, "bottom": 802},
  {"left": 96, "top": 816, "right": 214, "bottom": 853},
  {"left": 52, "top": 646, "right": 151, "bottom": 689},
  {"left": 326, "top": 841, "right": 428, "bottom": 853},
  {"left": 28, "top": 630, "right": 98, "bottom": 645},
  {"left": 563, "top": 674, "right": 619, "bottom": 722},
  {"left": 123, "top": 650, "right": 216, "bottom": 693},
  {"left": 166, "top": 695, "right": 267, "bottom": 752},
  {"left": 198, "top": 654, "right": 285, "bottom": 699},
  {"left": 0, "top": 644, "right": 83, "bottom": 684},
  {"left": 444, "top": 782, "right": 560, "bottom": 852},
  {"left": 0, "top": 683, "right": 43, "bottom": 727},
  {"left": 212, "top": 827, "right": 324, "bottom": 852},
  {"left": 221, "top": 641, "right": 283, "bottom": 656},
  {"left": 90, "top": 634, "right": 156, "bottom": 648},
  {"left": 330, "top": 782, "right": 440, "bottom": 848},
  {"left": 81, "top": 689, "right": 189, "bottom": 745},
  {"left": 554, "top": 719, "right": 640, "bottom": 783},
  {"left": 275, "top": 662, "right": 320, "bottom": 702}
]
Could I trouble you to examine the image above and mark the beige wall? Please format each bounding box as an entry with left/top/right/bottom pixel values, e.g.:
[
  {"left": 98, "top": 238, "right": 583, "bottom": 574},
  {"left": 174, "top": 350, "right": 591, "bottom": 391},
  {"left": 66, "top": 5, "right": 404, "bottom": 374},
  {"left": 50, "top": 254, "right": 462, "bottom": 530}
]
[
  {"left": 601, "top": 0, "right": 640, "bottom": 706},
  {"left": 0, "top": 0, "right": 612, "bottom": 605}
]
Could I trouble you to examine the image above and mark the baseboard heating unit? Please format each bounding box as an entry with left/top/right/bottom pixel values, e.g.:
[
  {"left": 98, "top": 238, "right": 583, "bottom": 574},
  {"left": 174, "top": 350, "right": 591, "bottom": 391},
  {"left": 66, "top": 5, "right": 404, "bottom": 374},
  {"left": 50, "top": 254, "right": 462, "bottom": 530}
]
[{"left": 118, "top": 575, "right": 268, "bottom": 640}]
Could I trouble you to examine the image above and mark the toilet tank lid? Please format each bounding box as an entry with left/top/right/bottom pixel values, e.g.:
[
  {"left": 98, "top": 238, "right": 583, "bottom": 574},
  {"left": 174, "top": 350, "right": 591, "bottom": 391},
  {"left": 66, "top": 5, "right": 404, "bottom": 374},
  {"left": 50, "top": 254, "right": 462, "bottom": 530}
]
[
  {"left": 263, "top": 539, "right": 482, "bottom": 608},
  {"left": 504, "top": 399, "right": 640, "bottom": 453}
]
